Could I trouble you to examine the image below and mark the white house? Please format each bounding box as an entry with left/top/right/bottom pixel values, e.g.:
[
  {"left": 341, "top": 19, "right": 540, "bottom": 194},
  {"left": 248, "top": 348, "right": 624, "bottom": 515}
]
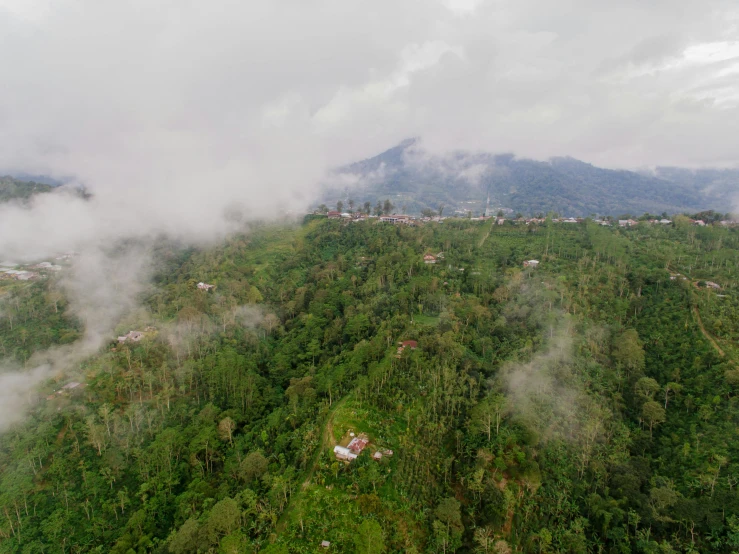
[{"left": 333, "top": 445, "right": 357, "bottom": 461}]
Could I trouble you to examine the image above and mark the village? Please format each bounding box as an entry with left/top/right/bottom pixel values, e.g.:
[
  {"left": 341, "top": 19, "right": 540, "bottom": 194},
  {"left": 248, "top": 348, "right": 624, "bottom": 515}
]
[
  {"left": 317, "top": 207, "right": 736, "bottom": 230},
  {"left": 332, "top": 430, "right": 394, "bottom": 463},
  {"left": 0, "top": 253, "right": 75, "bottom": 282}
]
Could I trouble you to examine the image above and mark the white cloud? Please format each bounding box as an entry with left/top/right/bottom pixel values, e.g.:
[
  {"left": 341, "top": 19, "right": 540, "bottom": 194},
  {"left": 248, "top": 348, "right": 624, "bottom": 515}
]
[{"left": 441, "top": 0, "right": 485, "bottom": 16}]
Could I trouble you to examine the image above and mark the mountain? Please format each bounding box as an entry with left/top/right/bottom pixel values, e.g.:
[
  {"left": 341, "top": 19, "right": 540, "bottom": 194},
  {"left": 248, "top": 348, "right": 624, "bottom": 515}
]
[
  {"left": 321, "top": 140, "right": 737, "bottom": 216},
  {"left": 0, "top": 176, "right": 55, "bottom": 204}
]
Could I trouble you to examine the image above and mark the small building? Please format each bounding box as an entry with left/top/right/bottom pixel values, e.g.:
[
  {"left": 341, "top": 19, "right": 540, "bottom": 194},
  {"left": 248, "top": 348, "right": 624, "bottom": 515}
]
[
  {"left": 618, "top": 219, "right": 637, "bottom": 227},
  {"left": 334, "top": 445, "right": 358, "bottom": 462},
  {"left": 347, "top": 436, "right": 369, "bottom": 453},
  {"left": 660, "top": 219, "right": 671, "bottom": 224},
  {"left": 523, "top": 260, "right": 539, "bottom": 268},
  {"left": 694, "top": 220, "right": 706, "bottom": 226},
  {"left": 118, "top": 331, "right": 144, "bottom": 343},
  {"left": 327, "top": 211, "right": 342, "bottom": 219},
  {"left": 320, "top": 541, "right": 331, "bottom": 549},
  {"left": 373, "top": 451, "right": 383, "bottom": 461},
  {"left": 396, "top": 340, "right": 418, "bottom": 357},
  {"left": 705, "top": 281, "right": 721, "bottom": 290},
  {"left": 423, "top": 254, "right": 437, "bottom": 264},
  {"left": 197, "top": 282, "right": 215, "bottom": 291}
]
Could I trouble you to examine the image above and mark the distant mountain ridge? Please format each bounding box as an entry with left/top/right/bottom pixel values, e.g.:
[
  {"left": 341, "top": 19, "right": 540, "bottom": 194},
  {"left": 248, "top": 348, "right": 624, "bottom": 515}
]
[{"left": 321, "top": 140, "right": 738, "bottom": 216}]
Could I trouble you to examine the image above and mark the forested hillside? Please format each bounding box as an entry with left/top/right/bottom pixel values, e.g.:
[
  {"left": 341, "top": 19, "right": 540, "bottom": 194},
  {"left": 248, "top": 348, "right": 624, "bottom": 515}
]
[
  {"left": 1, "top": 217, "right": 739, "bottom": 553},
  {"left": 0, "top": 177, "right": 55, "bottom": 204},
  {"left": 322, "top": 141, "right": 734, "bottom": 216}
]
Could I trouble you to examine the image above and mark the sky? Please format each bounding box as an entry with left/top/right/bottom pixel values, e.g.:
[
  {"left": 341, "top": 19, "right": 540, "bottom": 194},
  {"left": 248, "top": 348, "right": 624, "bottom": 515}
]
[
  {"left": 0, "top": 0, "right": 737, "bottom": 188},
  {"left": 0, "top": 0, "right": 738, "bottom": 429}
]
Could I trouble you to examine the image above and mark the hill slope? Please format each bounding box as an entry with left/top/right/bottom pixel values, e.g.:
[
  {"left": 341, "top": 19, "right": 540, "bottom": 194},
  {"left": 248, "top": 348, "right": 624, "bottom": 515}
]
[
  {"left": 1, "top": 220, "right": 739, "bottom": 552},
  {"left": 321, "top": 140, "right": 736, "bottom": 216},
  {"left": 0, "top": 176, "right": 55, "bottom": 204}
]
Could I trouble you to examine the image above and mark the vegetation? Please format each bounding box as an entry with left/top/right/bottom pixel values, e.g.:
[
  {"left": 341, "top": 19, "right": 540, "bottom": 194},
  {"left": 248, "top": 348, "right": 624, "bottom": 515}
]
[
  {"left": 0, "top": 177, "right": 54, "bottom": 204},
  {"left": 1, "top": 216, "right": 739, "bottom": 552}
]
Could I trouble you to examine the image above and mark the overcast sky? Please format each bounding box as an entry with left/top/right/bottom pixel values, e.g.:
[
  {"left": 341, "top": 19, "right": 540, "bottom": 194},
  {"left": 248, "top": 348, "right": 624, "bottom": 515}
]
[
  {"left": 1, "top": 0, "right": 738, "bottom": 175},
  {"left": 0, "top": 0, "right": 738, "bottom": 256}
]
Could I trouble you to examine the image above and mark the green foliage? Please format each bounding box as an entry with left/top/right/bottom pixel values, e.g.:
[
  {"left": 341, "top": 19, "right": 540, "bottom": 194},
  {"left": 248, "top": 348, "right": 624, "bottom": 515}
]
[
  {"left": 0, "top": 176, "right": 54, "bottom": 204},
  {"left": 1, "top": 218, "right": 739, "bottom": 552}
]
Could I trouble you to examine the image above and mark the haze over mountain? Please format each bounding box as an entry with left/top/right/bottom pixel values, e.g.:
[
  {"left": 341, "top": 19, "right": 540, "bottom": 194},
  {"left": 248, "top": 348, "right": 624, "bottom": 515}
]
[{"left": 322, "top": 139, "right": 738, "bottom": 216}]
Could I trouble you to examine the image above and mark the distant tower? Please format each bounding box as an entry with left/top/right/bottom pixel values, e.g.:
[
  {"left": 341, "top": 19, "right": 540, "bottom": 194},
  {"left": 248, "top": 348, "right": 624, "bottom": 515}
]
[{"left": 484, "top": 191, "right": 492, "bottom": 217}]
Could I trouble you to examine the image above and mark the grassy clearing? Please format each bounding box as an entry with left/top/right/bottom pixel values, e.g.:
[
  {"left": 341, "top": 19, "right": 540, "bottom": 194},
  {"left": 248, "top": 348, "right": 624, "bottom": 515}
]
[{"left": 412, "top": 314, "right": 440, "bottom": 327}]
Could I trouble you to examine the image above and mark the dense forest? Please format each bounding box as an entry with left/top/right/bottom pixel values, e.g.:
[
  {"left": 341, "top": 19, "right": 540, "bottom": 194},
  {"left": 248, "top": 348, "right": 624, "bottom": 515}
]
[
  {"left": 1, "top": 215, "right": 738, "bottom": 553},
  {"left": 0, "top": 177, "right": 54, "bottom": 204}
]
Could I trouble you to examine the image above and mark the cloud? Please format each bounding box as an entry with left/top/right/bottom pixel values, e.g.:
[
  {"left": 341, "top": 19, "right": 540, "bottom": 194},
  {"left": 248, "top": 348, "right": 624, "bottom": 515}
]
[{"left": 0, "top": 365, "right": 50, "bottom": 433}]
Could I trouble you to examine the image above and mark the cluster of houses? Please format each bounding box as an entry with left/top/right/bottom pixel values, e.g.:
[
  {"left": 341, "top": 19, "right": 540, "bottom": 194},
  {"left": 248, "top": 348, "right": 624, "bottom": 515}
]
[
  {"left": 0, "top": 257, "right": 70, "bottom": 282},
  {"left": 423, "top": 252, "right": 444, "bottom": 264},
  {"left": 321, "top": 208, "right": 739, "bottom": 229},
  {"left": 333, "top": 431, "right": 394, "bottom": 463},
  {"left": 0, "top": 269, "right": 39, "bottom": 281},
  {"left": 498, "top": 217, "right": 549, "bottom": 225},
  {"left": 30, "top": 261, "right": 62, "bottom": 271},
  {"left": 333, "top": 433, "right": 370, "bottom": 462},
  {"left": 669, "top": 272, "right": 723, "bottom": 291},
  {"left": 325, "top": 211, "right": 430, "bottom": 225}
]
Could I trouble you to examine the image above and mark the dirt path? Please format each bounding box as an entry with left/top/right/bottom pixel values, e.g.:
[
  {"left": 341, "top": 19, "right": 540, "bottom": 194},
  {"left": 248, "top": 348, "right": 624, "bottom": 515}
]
[
  {"left": 275, "top": 395, "right": 349, "bottom": 532},
  {"left": 668, "top": 263, "right": 733, "bottom": 363},
  {"left": 302, "top": 395, "right": 346, "bottom": 488},
  {"left": 478, "top": 219, "right": 496, "bottom": 248},
  {"left": 692, "top": 305, "right": 726, "bottom": 357}
]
